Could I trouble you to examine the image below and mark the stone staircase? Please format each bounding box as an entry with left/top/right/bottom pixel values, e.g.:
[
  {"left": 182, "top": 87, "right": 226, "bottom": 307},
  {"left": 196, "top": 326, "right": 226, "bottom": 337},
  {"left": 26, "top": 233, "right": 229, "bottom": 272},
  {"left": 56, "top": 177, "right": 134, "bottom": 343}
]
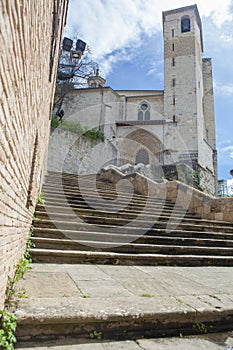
[
  {"left": 31, "top": 172, "right": 233, "bottom": 266},
  {"left": 12, "top": 171, "right": 233, "bottom": 346}
]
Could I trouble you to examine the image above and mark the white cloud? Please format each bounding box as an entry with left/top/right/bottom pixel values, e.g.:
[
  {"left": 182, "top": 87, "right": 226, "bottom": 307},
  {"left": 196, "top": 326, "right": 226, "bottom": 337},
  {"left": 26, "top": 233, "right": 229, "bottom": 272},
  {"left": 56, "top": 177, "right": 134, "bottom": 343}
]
[
  {"left": 65, "top": 0, "right": 233, "bottom": 77},
  {"left": 220, "top": 34, "right": 233, "bottom": 42},
  {"left": 222, "top": 146, "right": 233, "bottom": 158},
  {"left": 214, "top": 81, "right": 233, "bottom": 96}
]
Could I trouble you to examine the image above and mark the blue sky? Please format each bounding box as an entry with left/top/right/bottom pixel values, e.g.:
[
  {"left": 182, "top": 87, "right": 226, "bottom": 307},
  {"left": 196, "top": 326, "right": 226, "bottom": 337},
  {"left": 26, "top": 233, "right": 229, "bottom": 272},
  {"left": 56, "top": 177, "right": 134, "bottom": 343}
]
[{"left": 65, "top": 0, "right": 233, "bottom": 182}]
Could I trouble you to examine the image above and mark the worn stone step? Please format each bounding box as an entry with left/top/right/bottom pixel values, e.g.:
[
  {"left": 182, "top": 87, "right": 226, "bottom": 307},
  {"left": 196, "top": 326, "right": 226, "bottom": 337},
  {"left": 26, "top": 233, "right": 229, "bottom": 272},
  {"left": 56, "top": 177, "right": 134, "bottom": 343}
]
[
  {"left": 80, "top": 216, "right": 233, "bottom": 232},
  {"left": 32, "top": 237, "right": 233, "bottom": 256},
  {"left": 30, "top": 248, "right": 233, "bottom": 266},
  {"left": 34, "top": 208, "right": 196, "bottom": 224},
  {"left": 34, "top": 206, "right": 232, "bottom": 228},
  {"left": 12, "top": 263, "right": 233, "bottom": 345},
  {"left": 43, "top": 190, "right": 174, "bottom": 206},
  {"left": 42, "top": 181, "right": 170, "bottom": 202},
  {"left": 38, "top": 196, "right": 179, "bottom": 211},
  {"left": 33, "top": 225, "right": 233, "bottom": 242},
  {"left": 33, "top": 215, "right": 233, "bottom": 234},
  {"left": 36, "top": 201, "right": 191, "bottom": 216},
  {"left": 32, "top": 231, "right": 233, "bottom": 248},
  {"left": 43, "top": 181, "right": 123, "bottom": 191},
  {"left": 40, "top": 200, "right": 190, "bottom": 219},
  {"left": 42, "top": 188, "right": 175, "bottom": 209}
]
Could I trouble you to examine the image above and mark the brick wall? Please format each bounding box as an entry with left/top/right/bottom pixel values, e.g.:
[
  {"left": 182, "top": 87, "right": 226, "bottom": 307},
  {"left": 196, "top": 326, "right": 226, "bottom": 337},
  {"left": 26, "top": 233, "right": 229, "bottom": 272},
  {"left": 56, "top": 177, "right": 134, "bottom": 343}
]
[{"left": 0, "top": 0, "right": 68, "bottom": 309}]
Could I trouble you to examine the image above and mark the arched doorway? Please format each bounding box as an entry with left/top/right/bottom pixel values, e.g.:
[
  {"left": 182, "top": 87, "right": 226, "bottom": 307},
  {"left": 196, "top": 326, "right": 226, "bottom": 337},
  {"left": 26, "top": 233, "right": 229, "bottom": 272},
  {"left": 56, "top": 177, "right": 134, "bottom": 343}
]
[
  {"left": 136, "top": 148, "right": 149, "bottom": 164},
  {"left": 126, "top": 129, "right": 162, "bottom": 164}
]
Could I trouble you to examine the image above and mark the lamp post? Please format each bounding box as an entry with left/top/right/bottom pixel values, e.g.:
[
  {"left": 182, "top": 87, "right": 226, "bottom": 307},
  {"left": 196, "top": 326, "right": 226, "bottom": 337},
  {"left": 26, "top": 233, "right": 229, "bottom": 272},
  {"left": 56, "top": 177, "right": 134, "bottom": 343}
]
[
  {"left": 58, "top": 37, "right": 87, "bottom": 81},
  {"left": 62, "top": 37, "right": 86, "bottom": 60}
]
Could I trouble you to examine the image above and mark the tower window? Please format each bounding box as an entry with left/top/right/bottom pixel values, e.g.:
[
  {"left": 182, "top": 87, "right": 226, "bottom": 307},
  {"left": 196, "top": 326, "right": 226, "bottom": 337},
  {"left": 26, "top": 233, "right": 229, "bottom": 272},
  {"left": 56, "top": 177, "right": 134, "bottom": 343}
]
[
  {"left": 181, "top": 16, "right": 190, "bottom": 33},
  {"left": 173, "top": 96, "right": 175, "bottom": 105},
  {"left": 138, "top": 102, "right": 150, "bottom": 121},
  {"left": 172, "top": 43, "right": 175, "bottom": 51},
  {"left": 172, "top": 57, "right": 175, "bottom": 66},
  {"left": 172, "top": 29, "right": 174, "bottom": 38},
  {"left": 172, "top": 79, "right": 176, "bottom": 87}
]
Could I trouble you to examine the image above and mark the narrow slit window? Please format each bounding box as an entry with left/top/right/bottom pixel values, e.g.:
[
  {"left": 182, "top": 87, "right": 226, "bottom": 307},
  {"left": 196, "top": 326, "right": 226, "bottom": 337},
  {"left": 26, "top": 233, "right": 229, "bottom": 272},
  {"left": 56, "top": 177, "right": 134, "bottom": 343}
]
[
  {"left": 172, "top": 79, "right": 176, "bottom": 87},
  {"left": 172, "top": 43, "right": 175, "bottom": 51},
  {"left": 172, "top": 57, "right": 175, "bottom": 66},
  {"left": 173, "top": 96, "right": 176, "bottom": 105},
  {"left": 172, "top": 29, "right": 174, "bottom": 38}
]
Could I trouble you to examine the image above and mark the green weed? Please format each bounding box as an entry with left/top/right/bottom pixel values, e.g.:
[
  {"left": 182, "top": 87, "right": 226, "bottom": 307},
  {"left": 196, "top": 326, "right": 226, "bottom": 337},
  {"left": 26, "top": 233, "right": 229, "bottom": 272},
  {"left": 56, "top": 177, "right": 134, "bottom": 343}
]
[
  {"left": 90, "top": 330, "right": 102, "bottom": 340},
  {"left": 0, "top": 310, "right": 17, "bottom": 350},
  {"left": 140, "top": 293, "right": 154, "bottom": 298}
]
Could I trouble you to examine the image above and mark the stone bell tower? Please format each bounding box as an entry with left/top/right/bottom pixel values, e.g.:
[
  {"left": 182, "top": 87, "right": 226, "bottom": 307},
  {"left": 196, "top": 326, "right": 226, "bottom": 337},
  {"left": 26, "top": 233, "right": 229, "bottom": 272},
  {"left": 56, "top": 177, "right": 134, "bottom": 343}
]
[{"left": 162, "top": 5, "right": 217, "bottom": 194}]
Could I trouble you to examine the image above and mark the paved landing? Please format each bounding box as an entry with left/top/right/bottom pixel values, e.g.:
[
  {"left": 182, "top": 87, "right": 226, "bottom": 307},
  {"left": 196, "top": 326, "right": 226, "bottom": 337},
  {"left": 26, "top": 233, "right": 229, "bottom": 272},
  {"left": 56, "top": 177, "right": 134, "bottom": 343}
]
[{"left": 13, "top": 264, "right": 233, "bottom": 346}]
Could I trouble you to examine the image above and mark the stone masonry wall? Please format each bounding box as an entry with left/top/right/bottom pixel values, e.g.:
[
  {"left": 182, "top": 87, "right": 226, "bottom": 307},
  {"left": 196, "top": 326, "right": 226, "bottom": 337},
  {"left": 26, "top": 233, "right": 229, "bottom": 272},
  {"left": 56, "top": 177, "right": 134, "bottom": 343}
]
[
  {"left": 101, "top": 167, "right": 233, "bottom": 223},
  {"left": 0, "top": 0, "right": 68, "bottom": 309},
  {"left": 47, "top": 128, "right": 116, "bottom": 175}
]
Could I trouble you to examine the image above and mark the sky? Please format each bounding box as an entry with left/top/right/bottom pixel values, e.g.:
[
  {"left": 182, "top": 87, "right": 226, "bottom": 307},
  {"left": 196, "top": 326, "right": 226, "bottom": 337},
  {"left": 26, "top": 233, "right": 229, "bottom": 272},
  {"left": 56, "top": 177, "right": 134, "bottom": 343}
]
[{"left": 65, "top": 0, "right": 233, "bottom": 183}]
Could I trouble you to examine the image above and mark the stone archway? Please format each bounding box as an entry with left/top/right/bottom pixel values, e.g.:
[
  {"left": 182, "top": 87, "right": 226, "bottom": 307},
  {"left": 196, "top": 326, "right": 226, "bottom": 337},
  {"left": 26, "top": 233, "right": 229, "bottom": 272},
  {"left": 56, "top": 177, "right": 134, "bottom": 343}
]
[{"left": 126, "top": 129, "right": 162, "bottom": 164}]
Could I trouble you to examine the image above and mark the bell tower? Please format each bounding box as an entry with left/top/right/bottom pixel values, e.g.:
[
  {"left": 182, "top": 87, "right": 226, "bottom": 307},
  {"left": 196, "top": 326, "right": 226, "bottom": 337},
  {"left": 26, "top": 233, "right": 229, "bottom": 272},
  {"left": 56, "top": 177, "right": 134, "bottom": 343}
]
[
  {"left": 163, "top": 5, "right": 203, "bottom": 152},
  {"left": 162, "top": 5, "right": 217, "bottom": 194}
]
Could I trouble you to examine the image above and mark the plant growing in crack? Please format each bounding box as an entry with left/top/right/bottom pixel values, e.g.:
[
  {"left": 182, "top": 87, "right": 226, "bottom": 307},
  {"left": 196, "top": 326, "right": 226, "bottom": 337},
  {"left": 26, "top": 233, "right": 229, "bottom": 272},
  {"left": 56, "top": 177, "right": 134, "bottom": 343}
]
[
  {"left": 140, "top": 293, "right": 154, "bottom": 298},
  {"left": 0, "top": 223, "right": 34, "bottom": 349},
  {"left": 37, "top": 192, "right": 45, "bottom": 205},
  {"left": 90, "top": 330, "right": 102, "bottom": 340},
  {"left": 193, "top": 322, "right": 207, "bottom": 333},
  {"left": 0, "top": 310, "right": 17, "bottom": 350}
]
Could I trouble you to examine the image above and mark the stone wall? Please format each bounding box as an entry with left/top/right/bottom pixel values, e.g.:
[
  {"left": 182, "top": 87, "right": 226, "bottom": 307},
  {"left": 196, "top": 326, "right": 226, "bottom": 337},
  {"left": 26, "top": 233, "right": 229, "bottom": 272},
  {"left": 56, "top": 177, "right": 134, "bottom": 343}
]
[
  {"left": 47, "top": 128, "right": 116, "bottom": 174},
  {"left": 100, "top": 167, "right": 233, "bottom": 223},
  {"left": 59, "top": 87, "right": 120, "bottom": 134},
  {"left": 0, "top": 0, "right": 68, "bottom": 309}
]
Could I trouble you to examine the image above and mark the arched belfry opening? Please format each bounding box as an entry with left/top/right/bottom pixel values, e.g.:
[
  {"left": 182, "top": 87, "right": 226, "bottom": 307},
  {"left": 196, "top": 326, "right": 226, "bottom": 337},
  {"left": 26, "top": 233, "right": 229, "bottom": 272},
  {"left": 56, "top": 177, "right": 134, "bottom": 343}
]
[{"left": 181, "top": 15, "right": 190, "bottom": 33}]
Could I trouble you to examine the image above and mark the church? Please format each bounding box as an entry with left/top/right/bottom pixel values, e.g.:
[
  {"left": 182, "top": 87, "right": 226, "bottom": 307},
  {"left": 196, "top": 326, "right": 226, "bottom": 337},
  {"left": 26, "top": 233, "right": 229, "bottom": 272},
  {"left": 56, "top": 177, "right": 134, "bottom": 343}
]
[{"left": 53, "top": 5, "right": 217, "bottom": 195}]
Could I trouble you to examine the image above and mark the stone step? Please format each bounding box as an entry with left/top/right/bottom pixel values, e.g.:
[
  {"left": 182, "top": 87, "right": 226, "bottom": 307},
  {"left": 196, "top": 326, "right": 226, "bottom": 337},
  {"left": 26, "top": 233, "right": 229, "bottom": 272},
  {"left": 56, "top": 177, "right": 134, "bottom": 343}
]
[
  {"left": 34, "top": 208, "right": 197, "bottom": 223},
  {"left": 30, "top": 248, "right": 233, "bottom": 266},
  {"left": 33, "top": 226, "right": 233, "bottom": 242},
  {"left": 32, "top": 237, "right": 233, "bottom": 256},
  {"left": 43, "top": 182, "right": 169, "bottom": 200},
  {"left": 12, "top": 264, "right": 233, "bottom": 345},
  {"left": 43, "top": 178, "right": 145, "bottom": 191},
  {"left": 44, "top": 179, "right": 117, "bottom": 188},
  {"left": 37, "top": 198, "right": 190, "bottom": 212},
  {"left": 40, "top": 199, "right": 190, "bottom": 219},
  {"left": 39, "top": 195, "right": 182, "bottom": 212},
  {"left": 15, "top": 335, "right": 233, "bottom": 350},
  {"left": 32, "top": 216, "right": 233, "bottom": 234},
  {"left": 32, "top": 230, "right": 233, "bottom": 247},
  {"left": 42, "top": 187, "right": 175, "bottom": 208},
  {"left": 43, "top": 190, "right": 174, "bottom": 204},
  {"left": 34, "top": 206, "right": 232, "bottom": 228}
]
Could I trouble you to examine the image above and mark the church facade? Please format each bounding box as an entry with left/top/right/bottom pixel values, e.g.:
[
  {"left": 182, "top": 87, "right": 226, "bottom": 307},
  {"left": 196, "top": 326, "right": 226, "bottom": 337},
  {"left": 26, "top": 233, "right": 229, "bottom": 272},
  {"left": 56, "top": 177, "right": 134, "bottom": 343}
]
[{"left": 57, "top": 5, "right": 217, "bottom": 195}]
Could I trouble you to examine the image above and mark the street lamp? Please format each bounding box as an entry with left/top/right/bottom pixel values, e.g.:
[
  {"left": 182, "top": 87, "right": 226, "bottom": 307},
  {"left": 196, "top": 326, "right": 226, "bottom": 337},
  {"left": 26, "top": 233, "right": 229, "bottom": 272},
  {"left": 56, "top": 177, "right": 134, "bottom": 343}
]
[
  {"left": 62, "top": 37, "right": 86, "bottom": 60},
  {"left": 62, "top": 37, "right": 73, "bottom": 51}
]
